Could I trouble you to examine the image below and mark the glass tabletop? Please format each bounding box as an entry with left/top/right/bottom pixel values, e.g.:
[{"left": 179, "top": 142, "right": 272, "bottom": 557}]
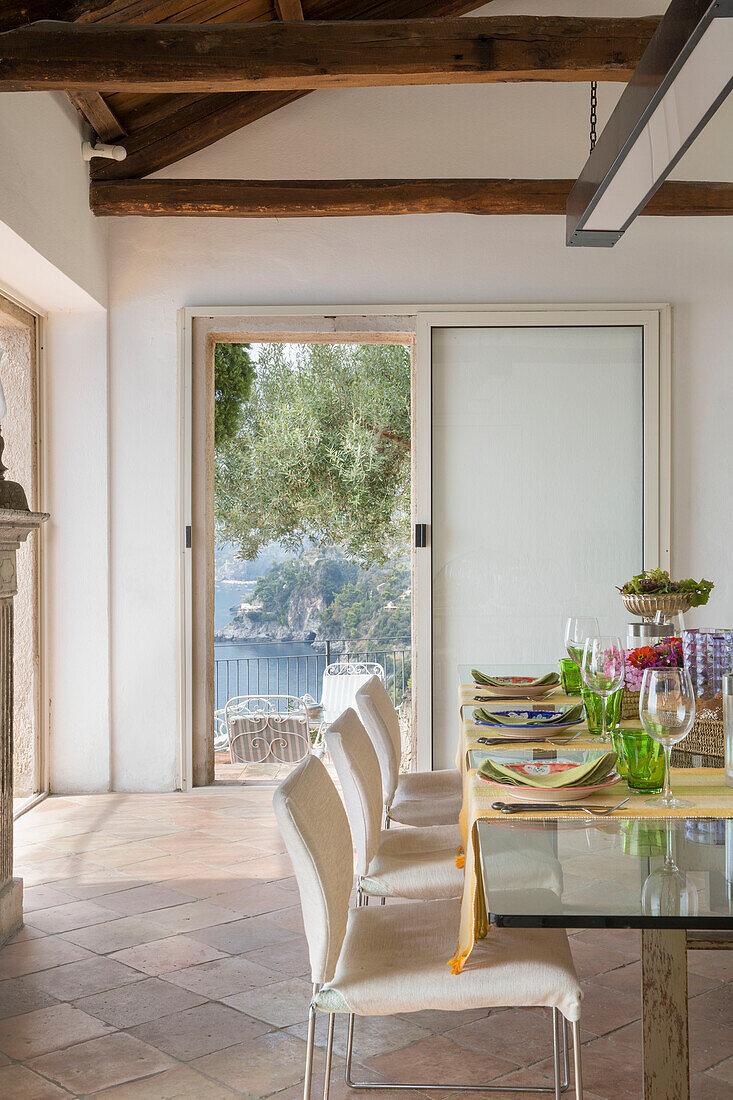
[{"left": 476, "top": 815, "right": 733, "bottom": 930}]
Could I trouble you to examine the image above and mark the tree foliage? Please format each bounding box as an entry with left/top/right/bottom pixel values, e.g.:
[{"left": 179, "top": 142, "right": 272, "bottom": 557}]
[
  {"left": 215, "top": 342, "right": 411, "bottom": 565},
  {"left": 214, "top": 343, "right": 256, "bottom": 448}
]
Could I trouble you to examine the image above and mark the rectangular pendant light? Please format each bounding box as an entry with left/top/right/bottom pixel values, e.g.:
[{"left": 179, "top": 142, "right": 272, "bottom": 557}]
[{"left": 567, "top": 0, "right": 733, "bottom": 247}]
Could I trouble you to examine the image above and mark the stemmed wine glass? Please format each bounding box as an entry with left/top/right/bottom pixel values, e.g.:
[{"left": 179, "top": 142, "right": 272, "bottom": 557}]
[
  {"left": 642, "top": 821, "right": 699, "bottom": 917},
  {"left": 581, "top": 636, "right": 625, "bottom": 744},
  {"left": 639, "top": 667, "right": 696, "bottom": 808},
  {"left": 564, "top": 617, "right": 600, "bottom": 666}
]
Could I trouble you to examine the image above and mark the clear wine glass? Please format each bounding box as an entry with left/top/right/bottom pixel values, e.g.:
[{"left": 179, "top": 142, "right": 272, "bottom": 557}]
[
  {"left": 639, "top": 667, "right": 695, "bottom": 808},
  {"left": 581, "top": 636, "right": 624, "bottom": 744},
  {"left": 642, "top": 822, "right": 699, "bottom": 917},
  {"left": 564, "top": 616, "right": 600, "bottom": 666}
]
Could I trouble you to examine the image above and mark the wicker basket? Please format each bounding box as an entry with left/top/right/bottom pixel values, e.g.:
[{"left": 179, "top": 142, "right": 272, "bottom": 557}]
[
  {"left": 620, "top": 592, "right": 691, "bottom": 621},
  {"left": 621, "top": 689, "right": 641, "bottom": 721},
  {"left": 621, "top": 690, "right": 724, "bottom": 756},
  {"left": 685, "top": 716, "right": 724, "bottom": 757}
]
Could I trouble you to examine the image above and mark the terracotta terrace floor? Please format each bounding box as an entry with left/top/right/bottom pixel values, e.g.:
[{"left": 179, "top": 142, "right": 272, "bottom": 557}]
[{"left": 1, "top": 787, "right": 731, "bottom": 1099}]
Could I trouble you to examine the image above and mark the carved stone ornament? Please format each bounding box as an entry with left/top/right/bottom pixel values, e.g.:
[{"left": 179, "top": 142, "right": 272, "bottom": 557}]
[{"left": 0, "top": 507, "right": 48, "bottom": 945}]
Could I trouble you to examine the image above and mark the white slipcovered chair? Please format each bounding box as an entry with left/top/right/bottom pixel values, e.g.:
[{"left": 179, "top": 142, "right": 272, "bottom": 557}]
[
  {"left": 356, "top": 675, "right": 462, "bottom": 827},
  {"left": 274, "top": 757, "right": 583, "bottom": 1100},
  {"left": 325, "top": 708, "right": 463, "bottom": 902}
]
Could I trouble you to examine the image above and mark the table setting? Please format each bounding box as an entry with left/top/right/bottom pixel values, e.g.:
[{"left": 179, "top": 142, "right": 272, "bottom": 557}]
[{"left": 452, "top": 570, "right": 733, "bottom": 1098}]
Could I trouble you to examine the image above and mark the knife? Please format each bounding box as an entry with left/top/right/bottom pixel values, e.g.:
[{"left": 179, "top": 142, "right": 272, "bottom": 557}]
[{"left": 490, "top": 800, "right": 624, "bottom": 814}]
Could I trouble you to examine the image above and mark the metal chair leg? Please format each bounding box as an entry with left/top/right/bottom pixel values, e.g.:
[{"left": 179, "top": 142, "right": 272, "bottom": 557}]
[
  {"left": 572, "top": 1020, "right": 583, "bottom": 1100},
  {"left": 303, "top": 984, "right": 319, "bottom": 1100},
  {"left": 345, "top": 1012, "right": 356, "bottom": 1087},
  {"left": 563, "top": 1017, "right": 570, "bottom": 1088},
  {"left": 552, "top": 1009, "right": 562, "bottom": 1100},
  {"left": 344, "top": 1007, "right": 573, "bottom": 1092},
  {"left": 322, "top": 1012, "right": 335, "bottom": 1100}
]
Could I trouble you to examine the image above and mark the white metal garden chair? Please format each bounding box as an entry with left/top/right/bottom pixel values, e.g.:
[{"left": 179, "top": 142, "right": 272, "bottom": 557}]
[
  {"left": 223, "top": 694, "right": 311, "bottom": 765},
  {"left": 309, "top": 661, "right": 385, "bottom": 754},
  {"left": 213, "top": 708, "right": 228, "bottom": 752}
]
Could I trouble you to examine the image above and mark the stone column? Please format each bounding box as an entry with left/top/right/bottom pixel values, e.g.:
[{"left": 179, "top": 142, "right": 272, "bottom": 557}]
[{"left": 0, "top": 509, "right": 48, "bottom": 945}]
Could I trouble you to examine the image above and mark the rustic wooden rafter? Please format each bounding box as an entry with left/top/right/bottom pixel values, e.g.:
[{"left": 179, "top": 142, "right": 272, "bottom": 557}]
[
  {"left": 0, "top": 17, "right": 660, "bottom": 93},
  {"left": 88, "top": 178, "right": 733, "bottom": 218},
  {"left": 67, "top": 90, "right": 126, "bottom": 139},
  {"left": 94, "top": 90, "right": 308, "bottom": 181},
  {"left": 274, "top": 0, "right": 304, "bottom": 18},
  {"left": 84, "top": 0, "right": 495, "bottom": 180},
  {"left": 0, "top": 2, "right": 110, "bottom": 32}
]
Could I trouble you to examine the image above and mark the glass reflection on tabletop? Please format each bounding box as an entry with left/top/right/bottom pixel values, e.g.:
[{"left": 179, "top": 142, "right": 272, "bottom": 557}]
[
  {"left": 642, "top": 822, "right": 699, "bottom": 918},
  {"left": 476, "top": 815, "right": 733, "bottom": 928}
]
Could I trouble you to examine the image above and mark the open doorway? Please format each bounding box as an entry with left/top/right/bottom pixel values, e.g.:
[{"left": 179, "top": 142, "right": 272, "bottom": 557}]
[
  {"left": 0, "top": 294, "right": 43, "bottom": 814},
  {"left": 210, "top": 339, "right": 413, "bottom": 784}
]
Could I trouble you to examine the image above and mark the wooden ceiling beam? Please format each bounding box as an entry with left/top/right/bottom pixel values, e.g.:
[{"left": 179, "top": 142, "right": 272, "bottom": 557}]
[
  {"left": 67, "top": 90, "right": 126, "bottom": 139},
  {"left": 0, "top": 3, "right": 112, "bottom": 32},
  {"left": 274, "top": 0, "right": 304, "bottom": 18},
  {"left": 0, "top": 16, "right": 660, "bottom": 92},
  {"left": 89, "top": 178, "right": 733, "bottom": 218},
  {"left": 90, "top": 0, "right": 487, "bottom": 180},
  {"left": 90, "top": 90, "right": 307, "bottom": 181}
]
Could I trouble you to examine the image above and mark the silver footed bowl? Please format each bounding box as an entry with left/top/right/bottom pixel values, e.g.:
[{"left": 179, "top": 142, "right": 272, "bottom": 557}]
[{"left": 620, "top": 592, "right": 691, "bottom": 623}]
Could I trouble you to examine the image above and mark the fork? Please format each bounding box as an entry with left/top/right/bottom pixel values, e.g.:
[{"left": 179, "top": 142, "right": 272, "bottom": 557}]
[
  {"left": 477, "top": 732, "right": 583, "bottom": 748},
  {"left": 491, "top": 797, "right": 630, "bottom": 817}
]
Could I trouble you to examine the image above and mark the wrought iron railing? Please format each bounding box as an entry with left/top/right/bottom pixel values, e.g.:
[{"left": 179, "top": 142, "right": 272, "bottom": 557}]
[{"left": 214, "top": 640, "right": 411, "bottom": 713}]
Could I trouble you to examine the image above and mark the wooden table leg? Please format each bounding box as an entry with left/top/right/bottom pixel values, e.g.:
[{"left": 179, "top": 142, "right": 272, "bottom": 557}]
[{"left": 641, "top": 928, "right": 689, "bottom": 1100}]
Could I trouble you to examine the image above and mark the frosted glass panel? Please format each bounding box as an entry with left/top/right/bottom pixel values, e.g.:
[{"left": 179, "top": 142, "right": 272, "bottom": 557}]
[{"left": 431, "top": 326, "right": 644, "bottom": 769}]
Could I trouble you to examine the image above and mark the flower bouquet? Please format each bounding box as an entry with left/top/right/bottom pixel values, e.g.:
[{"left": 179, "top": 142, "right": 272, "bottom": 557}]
[{"left": 621, "top": 637, "right": 684, "bottom": 719}]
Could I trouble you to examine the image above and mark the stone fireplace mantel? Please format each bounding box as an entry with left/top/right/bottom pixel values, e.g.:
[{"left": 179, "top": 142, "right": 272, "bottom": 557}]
[{"left": 0, "top": 508, "right": 48, "bottom": 945}]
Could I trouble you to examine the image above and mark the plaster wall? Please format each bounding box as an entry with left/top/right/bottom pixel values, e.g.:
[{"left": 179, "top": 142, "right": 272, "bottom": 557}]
[
  {"left": 0, "top": 93, "right": 107, "bottom": 310},
  {"left": 0, "top": 93, "right": 111, "bottom": 794},
  {"left": 107, "top": 10, "right": 733, "bottom": 788}
]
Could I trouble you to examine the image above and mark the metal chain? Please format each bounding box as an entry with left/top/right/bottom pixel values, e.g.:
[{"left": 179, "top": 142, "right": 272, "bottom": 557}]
[{"left": 589, "top": 80, "right": 598, "bottom": 153}]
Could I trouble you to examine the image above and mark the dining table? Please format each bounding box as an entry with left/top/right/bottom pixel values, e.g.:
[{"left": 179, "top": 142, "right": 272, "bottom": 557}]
[{"left": 455, "top": 664, "right": 733, "bottom": 1100}]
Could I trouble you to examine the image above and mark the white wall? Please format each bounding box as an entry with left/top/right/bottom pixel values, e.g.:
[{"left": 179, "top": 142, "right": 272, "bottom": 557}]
[
  {"left": 0, "top": 93, "right": 107, "bottom": 310},
  {"left": 0, "top": 93, "right": 111, "bottom": 794},
  {"left": 43, "top": 310, "right": 111, "bottom": 793},
  {"left": 108, "top": 19, "right": 733, "bottom": 787}
]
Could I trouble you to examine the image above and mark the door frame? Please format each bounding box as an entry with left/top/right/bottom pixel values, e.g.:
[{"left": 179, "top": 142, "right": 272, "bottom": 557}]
[
  {"left": 413, "top": 305, "right": 671, "bottom": 771},
  {"left": 177, "top": 303, "right": 670, "bottom": 786},
  {"left": 177, "top": 305, "right": 419, "bottom": 789}
]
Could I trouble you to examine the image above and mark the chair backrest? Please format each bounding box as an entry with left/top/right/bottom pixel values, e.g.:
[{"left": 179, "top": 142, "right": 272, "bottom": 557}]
[
  {"left": 273, "top": 756, "right": 353, "bottom": 985},
  {"left": 320, "top": 662, "right": 385, "bottom": 725},
  {"left": 224, "top": 695, "right": 310, "bottom": 764},
  {"left": 325, "top": 708, "right": 384, "bottom": 876},
  {"left": 355, "top": 675, "right": 402, "bottom": 804}
]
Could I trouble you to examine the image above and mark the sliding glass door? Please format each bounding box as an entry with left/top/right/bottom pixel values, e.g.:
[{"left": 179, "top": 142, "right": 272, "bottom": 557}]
[{"left": 414, "top": 309, "right": 669, "bottom": 771}]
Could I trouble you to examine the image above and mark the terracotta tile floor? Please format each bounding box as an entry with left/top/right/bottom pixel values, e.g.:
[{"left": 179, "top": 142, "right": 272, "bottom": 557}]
[{"left": 1, "top": 788, "right": 731, "bottom": 1099}]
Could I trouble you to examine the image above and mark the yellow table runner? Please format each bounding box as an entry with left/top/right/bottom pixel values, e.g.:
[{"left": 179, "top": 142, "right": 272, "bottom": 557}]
[{"left": 451, "top": 767, "right": 733, "bottom": 974}]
